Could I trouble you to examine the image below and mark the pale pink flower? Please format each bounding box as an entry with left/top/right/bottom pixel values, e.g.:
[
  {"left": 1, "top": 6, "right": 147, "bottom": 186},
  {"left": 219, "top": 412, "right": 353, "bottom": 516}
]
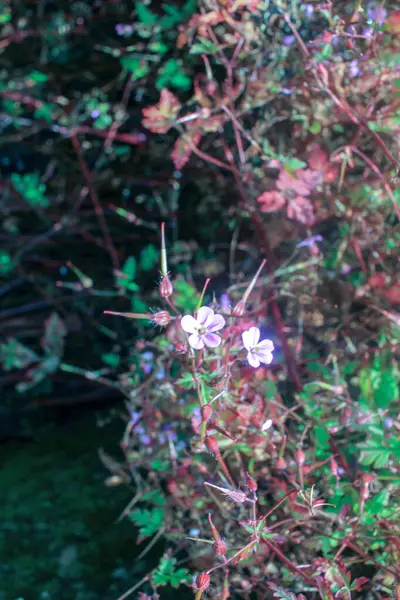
[
  {"left": 181, "top": 306, "right": 225, "bottom": 350},
  {"left": 242, "top": 326, "right": 274, "bottom": 368}
]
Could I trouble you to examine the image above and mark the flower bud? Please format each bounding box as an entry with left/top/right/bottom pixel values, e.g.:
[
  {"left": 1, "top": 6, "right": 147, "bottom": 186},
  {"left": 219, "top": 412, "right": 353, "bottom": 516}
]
[
  {"left": 245, "top": 471, "right": 258, "bottom": 492},
  {"left": 205, "top": 435, "right": 219, "bottom": 457},
  {"left": 201, "top": 404, "right": 212, "bottom": 423},
  {"left": 152, "top": 310, "right": 171, "bottom": 327},
  {"left": 213, "top": 539, "right": 227, "bottom": 556},
  {"left": 195, "top": 572, "right": 210, "bottom": 592},
  {"left": 159, "top": 274, "right": 173, "bottom": 298}
]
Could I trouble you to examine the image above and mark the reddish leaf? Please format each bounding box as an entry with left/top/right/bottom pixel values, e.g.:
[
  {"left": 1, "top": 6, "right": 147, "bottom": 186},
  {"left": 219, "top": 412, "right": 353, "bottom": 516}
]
[
  {"left": 142, "top": 89, "right": 181, "bottom": 134},
  {"left": 308, "top": 145, "right": 338, "bottom": 184},
  {"left": 387, "top": 11, "right": 400, "bottom": 33},
  {"left": 368, "top": 273, "right": 389, "bottom": 288},
  {"left": 352, "top": 577, "right": 369, "bottom": 591},
  {"left": 257, "top": 191, "right": 286, "bottom": 212},
  {"left": 380, "top": 284, "right": 400, "bottom": 305},
  {"left": 277, "top": 170, "right": 312, "bottom": 196},
  {"left": 286, "top": 196, "right": 314, "bottom": 225},
  {"left": 171, "top": 132, "right": 202, "bottom": 170}
]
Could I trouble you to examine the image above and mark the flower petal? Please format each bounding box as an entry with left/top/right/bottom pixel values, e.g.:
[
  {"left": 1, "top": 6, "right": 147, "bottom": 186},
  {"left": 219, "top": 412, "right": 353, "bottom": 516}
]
[
  {"left": 202, "top": 333, "right": 221, "bottom": 348},
  {"left": 242, "top": 327, "right": 260, "bottom": 351},
  {"left": 188, "top": 333, "right": 204, "bottom": 350},
  {"left": 256, "top": 349, "right": 273, "bottom": 365},
  {"left": 181, "top": 314, "right": 198, "bottom": 334},
  {"left": 207, "top": 314, "right": 226, "bottom": 332},
  {"left": 257, "top": 339, "right": 274, "bottom": 352},
  {"left": 247, "top": 351, "right": 260, "bottom": 368},
  {"left": 197, "top": 306, "right": 215, "bottom": 328}
]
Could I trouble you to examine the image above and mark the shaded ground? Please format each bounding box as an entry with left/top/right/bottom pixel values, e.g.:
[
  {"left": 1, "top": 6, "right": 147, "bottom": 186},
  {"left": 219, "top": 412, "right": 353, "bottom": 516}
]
[{"left": 1, "top": 408, "right": 142, "bottom": 600}]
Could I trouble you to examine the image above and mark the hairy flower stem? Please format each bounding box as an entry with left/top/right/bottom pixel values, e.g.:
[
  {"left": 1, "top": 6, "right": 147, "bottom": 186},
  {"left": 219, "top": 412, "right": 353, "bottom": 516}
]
[
  {"left": 215, "top": 452, "right": 235, "bottom": 488},
  {"left": 195, "top": 590, "right": 203, "bottom": 600}
]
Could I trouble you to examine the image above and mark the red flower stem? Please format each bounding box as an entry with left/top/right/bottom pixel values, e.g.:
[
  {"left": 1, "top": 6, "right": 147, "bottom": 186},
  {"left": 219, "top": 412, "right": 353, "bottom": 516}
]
[
  {"left": 71, "top": 133, "right": 120, "bottom": 272},
  {"left": 215, "top": 451, "right": 236, "bottom": 488}
]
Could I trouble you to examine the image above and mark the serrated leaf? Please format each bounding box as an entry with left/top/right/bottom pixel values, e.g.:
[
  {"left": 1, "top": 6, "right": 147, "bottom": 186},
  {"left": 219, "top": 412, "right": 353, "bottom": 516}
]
[
  {"left": 136, "top": 2, "right": 158, "bottom": 25},
  {"left": 117, "top": 256, "right": 137, "bottom": 289},
  {"left": 374, "top": 367, "right": 399, "bottom": 409},
  {"left": 120, "top": 56, "right": 149, "bottom": 80},
  {"left": 176, "top": 373, "right": 195, "bottom": 389},
  {"left": 0, "top": 338, "right": 39, "bottom": 371},
  {"left": 151, "top": 555, "right": 191, "bottom": 588},
  {"left": 129, "top": 507, "right": 165, "bottom": 537}
]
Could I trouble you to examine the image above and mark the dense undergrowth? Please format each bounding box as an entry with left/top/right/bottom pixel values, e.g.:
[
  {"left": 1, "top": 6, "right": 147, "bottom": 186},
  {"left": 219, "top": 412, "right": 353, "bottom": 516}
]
[{"left": 1, "top": 1, "right": 400, "bottom": 599}]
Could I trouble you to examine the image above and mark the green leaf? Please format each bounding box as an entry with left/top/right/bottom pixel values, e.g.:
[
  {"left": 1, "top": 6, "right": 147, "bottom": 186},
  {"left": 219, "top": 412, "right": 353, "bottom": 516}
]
[
  {"left": 190, "top": 38, "right": 219, "bottom": 55},
  {"left": 120, "top": 56, "right": 149, "bottom": 80},
  {"left": 152, "top": 555, "right": 191, "bottom": 588},
  {"left": 359, "top": 447, "right": 391, "bottom": 469},
  {"left": 101, "top": 352, "right": 120, "bottom": 368},
  {"left": 129, "top": 507, "right": 165, "bottom": 537},
  {"left": 117, "top": 256, "right": 137, "bottom": 289},
  {"left": 156, "top": 59, "right": 191, "bottom": 91},
  {"left": 0, "top": 338, "right": 39, "bottom": 371},
  {"left": 284, "top": 157, "right": 307, "bottom": 171},
  {"left": 140, "top": 244, "right": 159, "bottom": 271},
  {"left": 28, "top": 70, "right": 48, "bottom": 84},
  {"left": 173, "top": 278, "right": 198, "bottom": 312},
  {"left": 0, "top": 251, "right": 14, "bottom": 276},
  {"left": 11, "top": 172, "right": 49, "bottom": 208},
  {"left": 374, "top": 367, "right": 399, "bottom": 409},
  {"left": 141, "top": 490, "right": 166, "bottom": 506},
  {"left": 176, "top": 373, "right": 195, "bottom": 389},
  {"left": 309, "top": 120, "right": 322, "bottom": 134},
  {"left": 314, "top": 426, "right": 330, "bottom": 450},
  {"left": 136, "top": 2, "right": 158, "bottom": 25},
  {"left": 314, "top": 44, "right": 332, "bottom": 62}
]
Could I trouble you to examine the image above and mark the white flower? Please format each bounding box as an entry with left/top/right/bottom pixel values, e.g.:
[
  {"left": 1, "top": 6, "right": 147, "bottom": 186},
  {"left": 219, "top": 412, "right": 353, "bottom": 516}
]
[
  {"left": 242, "top": 327, "right": 274, "bottom": 368},
  {"left": 181, "top": 306, "right": 225, "bottom": 350}
]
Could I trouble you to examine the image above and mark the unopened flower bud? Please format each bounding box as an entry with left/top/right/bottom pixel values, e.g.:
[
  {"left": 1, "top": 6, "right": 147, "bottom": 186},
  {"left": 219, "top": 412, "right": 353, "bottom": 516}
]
[
  {"left": 201, "top": 404, "right": 212, "bottom": 423},
  {"left": 152, "top": 310, "right": 171, "bottom": 327},
  {"left": 245, "top": 471, "right": 258, "bottom": 492},
  {"left": 213, "top": 539, "right": 227, "bottom": 556},
  {"left": 195, "top": 572, "right": 211, "bottom": 592},
  {"left": 159, "top": 274, "right": 173, "bottom": 298},
  {"left": 205, "top": 435, "right": 219, "bottom": 457}
]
